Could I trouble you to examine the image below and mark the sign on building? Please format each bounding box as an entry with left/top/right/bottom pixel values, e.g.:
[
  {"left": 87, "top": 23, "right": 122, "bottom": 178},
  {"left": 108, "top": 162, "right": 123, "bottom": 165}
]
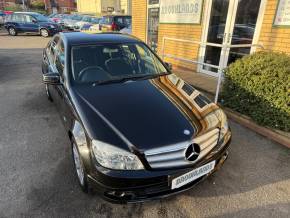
[
  {"left": 274, "top": 0, "right": 290, "bottom": 26},
  {"left": 159, "top": 0, "right": 203, "bottom": 24}
]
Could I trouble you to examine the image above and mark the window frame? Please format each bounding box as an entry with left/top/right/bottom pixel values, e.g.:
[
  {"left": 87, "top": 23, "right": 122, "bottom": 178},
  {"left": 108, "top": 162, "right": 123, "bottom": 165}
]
[{"left": 54, "top": 39, "right": 65, "bottom": 79}]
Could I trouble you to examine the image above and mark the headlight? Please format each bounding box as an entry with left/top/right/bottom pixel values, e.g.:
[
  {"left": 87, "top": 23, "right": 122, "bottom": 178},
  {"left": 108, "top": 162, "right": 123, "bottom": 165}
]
[
  {"left": 92, "top": 140, "right": 144, "bottom": 170},
  {"left": 216, "top": 109, "right": 229, "bottom": 140}
]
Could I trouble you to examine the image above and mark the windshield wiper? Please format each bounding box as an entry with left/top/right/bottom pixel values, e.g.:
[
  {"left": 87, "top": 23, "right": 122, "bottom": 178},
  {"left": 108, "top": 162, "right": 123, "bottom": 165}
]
[
  {"left": 92, "top": 73, "right": 170, "bottom": 86},
  {"left": 92, "top": 77, "right": 131, "bottom": 85}
]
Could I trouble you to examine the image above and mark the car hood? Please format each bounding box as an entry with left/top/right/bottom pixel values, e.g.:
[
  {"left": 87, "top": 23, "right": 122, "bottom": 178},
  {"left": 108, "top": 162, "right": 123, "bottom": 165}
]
[
  {"left": 66, "top": 20, "right": 78, "bottom": 25},
  {"left": 73, "top": 74, "right": 221, "bottom": 152},
  {"left": 76, "top": 21, "right": 88, "bottom": 25}
]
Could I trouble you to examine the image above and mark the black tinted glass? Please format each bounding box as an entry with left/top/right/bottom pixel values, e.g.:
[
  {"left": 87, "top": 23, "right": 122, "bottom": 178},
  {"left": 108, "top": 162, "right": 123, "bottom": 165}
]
[{"left": 72, "top": 43, "right": 168, "bottom": 84}]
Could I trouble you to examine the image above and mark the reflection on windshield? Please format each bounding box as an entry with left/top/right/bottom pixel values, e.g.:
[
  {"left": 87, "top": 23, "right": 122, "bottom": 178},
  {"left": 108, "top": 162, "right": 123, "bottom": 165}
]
[{"left": 72, "top": 43, "right": 168, "bottom": 84}]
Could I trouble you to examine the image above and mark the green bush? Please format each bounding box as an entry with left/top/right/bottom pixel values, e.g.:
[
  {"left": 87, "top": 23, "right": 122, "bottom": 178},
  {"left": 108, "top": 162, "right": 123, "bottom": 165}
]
[
  {"left": 221, "top": 51, "right": 290, "bottom": 131},
  {"left": 4, "top": 5, "right": 22, "bottom": 11}
]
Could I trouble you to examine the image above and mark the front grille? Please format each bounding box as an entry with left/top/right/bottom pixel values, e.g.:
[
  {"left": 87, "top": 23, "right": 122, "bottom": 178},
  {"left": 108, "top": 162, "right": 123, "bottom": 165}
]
[{"left": 145, "top": 128, "right": 220, "bottom": 169}]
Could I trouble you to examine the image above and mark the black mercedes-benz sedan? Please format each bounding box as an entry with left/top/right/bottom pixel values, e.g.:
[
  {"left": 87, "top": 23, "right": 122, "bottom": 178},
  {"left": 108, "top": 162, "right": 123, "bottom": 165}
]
[{"left": 42, "top": 32, "right": 231, "bottom": 203}]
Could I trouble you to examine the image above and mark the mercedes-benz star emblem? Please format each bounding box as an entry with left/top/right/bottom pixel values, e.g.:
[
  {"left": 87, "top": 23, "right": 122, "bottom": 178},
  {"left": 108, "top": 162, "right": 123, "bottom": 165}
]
[{"left": 185, "top": 143, "right": 201, "bottom": 162}]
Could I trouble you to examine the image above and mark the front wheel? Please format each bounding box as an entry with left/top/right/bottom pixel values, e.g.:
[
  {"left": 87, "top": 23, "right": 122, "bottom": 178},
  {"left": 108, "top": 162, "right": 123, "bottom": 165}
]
[
  {"left": 72, "top": 142, "right": 89, "bottom": 193},
  {"left": 8, "top": 27, "right": 17, "bottom": 36},
  {"left": 40, "top": 28, "right": 49, "bottom": 37}
]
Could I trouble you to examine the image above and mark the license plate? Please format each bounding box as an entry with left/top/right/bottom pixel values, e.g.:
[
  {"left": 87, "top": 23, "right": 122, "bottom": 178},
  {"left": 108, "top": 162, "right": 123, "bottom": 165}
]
[{"left": 171, "top": 161, "right": 215, "bottom": 190}]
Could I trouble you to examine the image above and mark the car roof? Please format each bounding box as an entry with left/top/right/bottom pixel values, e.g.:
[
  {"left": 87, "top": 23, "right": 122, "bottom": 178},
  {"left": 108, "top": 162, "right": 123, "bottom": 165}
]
[
  {"left": 14, "top": 12, "right": 41, "bottom": 15},
  {"left": 61, "top": 32, "right": 141, "bottom": 45},
  {"left": 102, "top": 15, "right": 131, "bottom": 17}
]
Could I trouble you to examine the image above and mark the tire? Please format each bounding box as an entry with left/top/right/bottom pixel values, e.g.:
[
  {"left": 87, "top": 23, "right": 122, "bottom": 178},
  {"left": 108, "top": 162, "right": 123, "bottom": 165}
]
[
  {"left": 72, "top": 142, "right": 89, "bottom": 193},
  {"left": 8, "top": 27, "right": 17, "bottom": 36},
  {"left": 45, "top": 84, "right": 53, "bottom": 102},
  {"left": 40, "top": 28, "right": 49, "bottom": 37}
]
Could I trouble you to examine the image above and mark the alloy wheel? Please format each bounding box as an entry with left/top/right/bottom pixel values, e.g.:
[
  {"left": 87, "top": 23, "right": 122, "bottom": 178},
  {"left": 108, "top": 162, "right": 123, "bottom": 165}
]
[
  {"left": 9, "top": 27, "right": 16, "bottom": 36},
  {"left": 40, "top": 29, "right": 49, "bottom": 37}
]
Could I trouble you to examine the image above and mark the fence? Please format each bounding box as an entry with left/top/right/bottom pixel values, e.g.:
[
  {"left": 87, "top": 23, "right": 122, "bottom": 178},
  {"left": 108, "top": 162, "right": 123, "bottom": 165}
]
[{"left": 161, "top": 37, "right": 264, "bottom": 103}]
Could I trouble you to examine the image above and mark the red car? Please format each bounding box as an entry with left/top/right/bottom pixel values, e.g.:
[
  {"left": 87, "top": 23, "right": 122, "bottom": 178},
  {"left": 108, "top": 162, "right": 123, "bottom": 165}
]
[{"left": 4, "top": 11, "right": 13, "bottom": 15}]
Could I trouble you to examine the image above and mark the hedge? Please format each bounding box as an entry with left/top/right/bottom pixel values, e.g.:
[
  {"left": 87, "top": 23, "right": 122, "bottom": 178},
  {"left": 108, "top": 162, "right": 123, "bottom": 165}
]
[{"left": 221, "top": 51, "right": 290, "bottom": 132}]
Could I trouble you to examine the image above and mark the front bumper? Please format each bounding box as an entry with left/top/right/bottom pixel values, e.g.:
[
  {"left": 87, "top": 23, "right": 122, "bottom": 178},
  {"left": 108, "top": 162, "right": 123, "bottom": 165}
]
[{"left": 87, "top": 133, "right": 231, "bottom": 203}]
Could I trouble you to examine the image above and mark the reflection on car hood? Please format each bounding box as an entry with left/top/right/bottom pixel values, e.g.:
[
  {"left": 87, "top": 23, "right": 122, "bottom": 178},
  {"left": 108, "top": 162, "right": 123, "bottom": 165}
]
[{"left": 73, "top": 74, "right": 221, "bottom": 151}]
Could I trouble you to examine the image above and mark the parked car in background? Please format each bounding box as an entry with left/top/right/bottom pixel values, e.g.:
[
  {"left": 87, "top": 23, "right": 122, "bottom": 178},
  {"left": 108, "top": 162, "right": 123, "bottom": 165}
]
[
  {"left": 4, "top": 11, "right": 13, "bottom": 15},
  {"left": 4, "top": 12, "right": 61, "bottom": 37},
  {"left": 63, "top": 14, "right": 83, "bottom": 30},
  {"left": 0, "top": 11, "right": 5, "bottom": 26},
  {"left": 48, "top": 13, "right": 65, "bottom": 24},
  {"left": 99, "top": 15, "right": 131, "bottom": 31},
  {"left": 74, "top": 16, "right": 100, "bottom": 31},
  {"left": 42, "top": 32, "right": 231, "bottom": 203}
]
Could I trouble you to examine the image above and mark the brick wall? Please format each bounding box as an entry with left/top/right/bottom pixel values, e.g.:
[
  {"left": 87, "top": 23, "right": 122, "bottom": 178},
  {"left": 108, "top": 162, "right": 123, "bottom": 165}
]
[
  {"left": 132, "top": 0, "right": 290, "bottom": 71},
  {"left": 132, "top": 0, "right": 203, "bottom": 71},
  {"left": 157, "top": 23, "right": 202, "bottom": 71},
  {"left": 45, "top": 0, "right": 76, "bottom": 13},
  {"left": 258, "top": 0, "right": 290, "bottom": 54},
  {"left": 132, "top": 0, "right": 147, "bottom": 42}
]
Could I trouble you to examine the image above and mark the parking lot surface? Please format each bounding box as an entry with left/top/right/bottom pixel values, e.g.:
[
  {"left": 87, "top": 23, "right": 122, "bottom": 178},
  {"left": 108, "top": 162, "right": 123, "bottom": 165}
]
[{"left": 0, "top": 30, "right": 290, "bottom": 218}]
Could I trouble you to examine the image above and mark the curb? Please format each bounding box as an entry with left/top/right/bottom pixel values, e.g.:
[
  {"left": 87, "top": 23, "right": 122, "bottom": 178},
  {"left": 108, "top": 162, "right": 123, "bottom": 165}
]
[
  {"left": 224, "top": 108, "right": 290, "bottom": 148},
  {"left": 191, "top": 83, "right": 290, "bottom": 148}
]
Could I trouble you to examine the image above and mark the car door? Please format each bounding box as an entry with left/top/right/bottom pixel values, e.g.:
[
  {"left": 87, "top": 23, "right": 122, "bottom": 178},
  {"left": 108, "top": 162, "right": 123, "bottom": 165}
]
[
  {"left": 23, "top": 15, "right": 39, "bottom": 33},
  {"left": 10, "top": 14, "right": 24, "bottom": 32},
  {"left": 54, "top": 39, "right": 75, "bottom": 130}
]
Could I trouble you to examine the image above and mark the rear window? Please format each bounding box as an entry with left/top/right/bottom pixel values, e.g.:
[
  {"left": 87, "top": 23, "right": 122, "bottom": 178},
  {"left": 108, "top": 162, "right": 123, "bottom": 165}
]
[
  {"left": 12, "top": 14, "right": 25, "bottom": 22},
  {"left": 101, "top": 16, "right": 113, "bottom": 24},
  {"left": 114, "top": 16, "right": 131, "bottom": 25}
]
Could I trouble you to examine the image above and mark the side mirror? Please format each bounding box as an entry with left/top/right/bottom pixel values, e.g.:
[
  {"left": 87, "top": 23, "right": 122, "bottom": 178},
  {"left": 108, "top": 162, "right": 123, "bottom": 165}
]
[
  {"left": 165, "top": 62, "right": 173, "bottom": 71},
  {"left": 43, "top": 73, "right": 61, "bottom": 85},
  {"left": 32, "top": 19, "right": 37, "bottom": 23}
]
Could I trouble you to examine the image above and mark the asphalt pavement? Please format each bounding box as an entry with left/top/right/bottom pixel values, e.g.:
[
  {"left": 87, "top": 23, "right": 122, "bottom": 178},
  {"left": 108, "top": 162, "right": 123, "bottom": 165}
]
[{"left": 0, "top": 30, "right": 290, "bottom": 218}]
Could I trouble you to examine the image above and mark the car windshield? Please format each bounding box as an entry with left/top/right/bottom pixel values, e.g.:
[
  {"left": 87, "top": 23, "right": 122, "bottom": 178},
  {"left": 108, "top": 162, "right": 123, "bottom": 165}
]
[
  {"left": 72, "top": 42, "right": 169, "bottom": 84},
  {"left": 82, "top": 16, "right": 91, "bottom": 22},
  {"left": 33, "top": 14, "right": 49, "bottom": 22},
  {"left": 48, "top": 13, "right": 56, "bottom": 18}
]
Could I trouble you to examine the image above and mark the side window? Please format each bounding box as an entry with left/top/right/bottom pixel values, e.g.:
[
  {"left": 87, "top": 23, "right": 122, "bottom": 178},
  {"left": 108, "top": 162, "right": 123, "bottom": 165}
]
[
  {"left": 55, "top": 40, "right": 65, "bottom": 78},
  {"left": 124, "top": 17, "right": 131, "bottom": 26},
  {"left": 106, "top": 17, "right": 112, "bottom": 24},
  {"left": 23, "top": 15, "right": 33, "bottom": 23},
  {"left": 13, "top": 14, "right": 24, "bottom": 22},
  {"left": 116, "top": 17, "right": 123, "bottom": 24},
  {"left": 6, "top": 14, "right": 12, "bottom": 21}
]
